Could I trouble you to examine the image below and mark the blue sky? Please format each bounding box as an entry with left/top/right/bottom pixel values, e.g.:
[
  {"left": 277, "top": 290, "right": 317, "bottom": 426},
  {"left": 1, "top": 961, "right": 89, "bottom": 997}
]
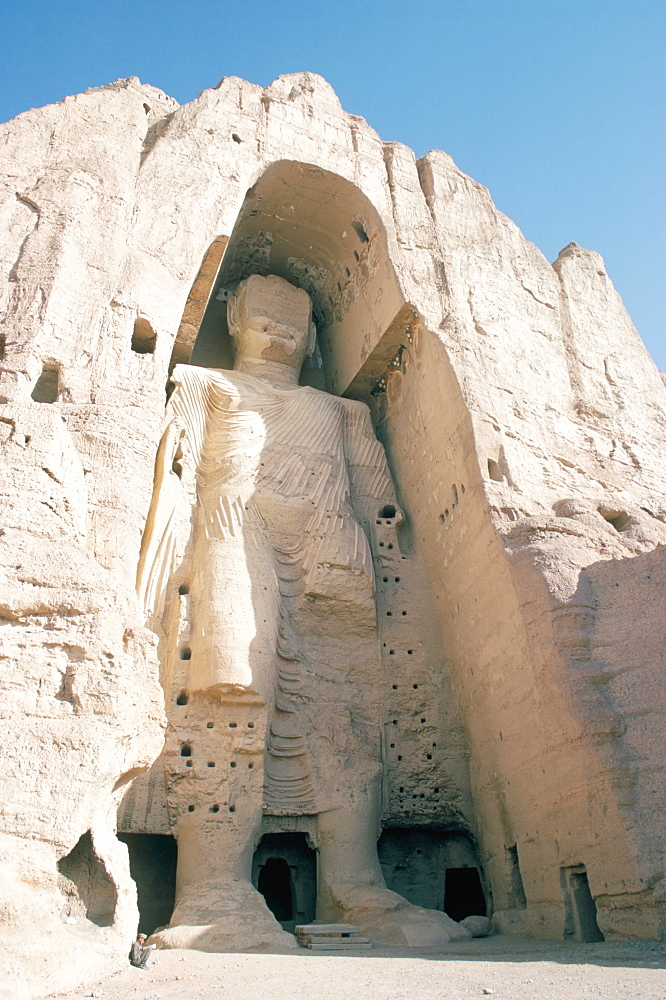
[{"left": 1, "top": 1, "right": 664, "bottom": 368}]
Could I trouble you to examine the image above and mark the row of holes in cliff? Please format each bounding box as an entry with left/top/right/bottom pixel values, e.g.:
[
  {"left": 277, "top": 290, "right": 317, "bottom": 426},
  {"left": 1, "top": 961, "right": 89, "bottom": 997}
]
[
  {"left": 181, "top": 699, "right": 247, "bottom": 810},
  {"left": 376, "top": 511, "right": 436, "bottom": 775},
  {"left": 174, "top": 699, "right": 255, "bottom": 733},
  {"left": 392, "top": 792, "right": 440, "bottom": 805},
  {"left": 376, "top": 525, "right": 440, "bottom": 770},
  {"left": 375, "top": 506, "right": 411, "bottom": 629},
  {"left": 179, "top": 744, "right": 254, "bottom": 770},
  {"left": 187, "top": 803, "right": 234, "bottom": 814},
  {"left": 385, "top": 683, "right": 438, "bottom": 759},
  {"left": 384, "top": 575, "right": 436, "bottom": 748}
]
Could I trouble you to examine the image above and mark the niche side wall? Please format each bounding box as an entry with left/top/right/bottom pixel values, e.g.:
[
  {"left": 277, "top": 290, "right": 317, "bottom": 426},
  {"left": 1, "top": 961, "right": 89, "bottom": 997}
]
[{"left": 376, "top": 321, "right": 660, "bottom": 939}]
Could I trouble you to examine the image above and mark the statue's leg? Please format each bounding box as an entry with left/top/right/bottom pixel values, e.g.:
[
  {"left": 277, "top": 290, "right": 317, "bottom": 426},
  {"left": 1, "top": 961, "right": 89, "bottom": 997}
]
[
  {"left": 154, "top": 764, "right": 294, "bottom": 951},
  {"left": 189, "top": 528, "right": 279, "bottom": 704},
  {"left": 298, "top": 561, "right": 471, "bottom": 947},
  {"left": 152, "top": 527, "right": 295, "bottom": 951},
  {"left": 315, "top": 792, "right": 471, "bottom": 946}
]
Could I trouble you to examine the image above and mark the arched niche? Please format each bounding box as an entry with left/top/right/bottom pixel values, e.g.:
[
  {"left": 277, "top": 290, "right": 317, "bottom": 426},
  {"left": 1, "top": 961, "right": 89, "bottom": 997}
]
[
  {"left": 187, "top": 160, "right": 406, "bottom": 397},
  {"left": 377, "top": 828, "right": 488, "bottom": 920}
]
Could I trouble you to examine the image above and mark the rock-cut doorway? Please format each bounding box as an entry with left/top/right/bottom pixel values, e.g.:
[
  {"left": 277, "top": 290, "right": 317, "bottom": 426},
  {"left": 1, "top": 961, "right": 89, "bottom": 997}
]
[
  {"left": 251, "top": 832, "right": 316, "bottom": 933},
  {"left": 117, "top": 833, "right": 177, "bottom": 936}
]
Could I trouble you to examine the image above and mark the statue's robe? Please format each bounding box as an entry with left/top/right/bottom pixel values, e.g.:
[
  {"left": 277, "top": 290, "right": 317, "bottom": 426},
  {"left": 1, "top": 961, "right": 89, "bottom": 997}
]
[{"left": 137, "top": 363, "right": 397, "bottom": 813}]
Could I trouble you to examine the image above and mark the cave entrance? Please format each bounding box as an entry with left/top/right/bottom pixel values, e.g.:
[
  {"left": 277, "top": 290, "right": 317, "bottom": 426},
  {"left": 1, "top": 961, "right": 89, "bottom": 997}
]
[
  {"left": 561, "top": 865, "right": 604, "bottom": 942},
  {"left": 378, "top": 828, "right": 487, "bottom": 920},
  {"left": 252, "top": 832, "right": 316, "bottom": 933},
  {"left": 258, "top": 857, "right": 293, "bottom": 923},
  {"left": 118, "top": 833, "right": 177, "bottom": 936},
  {"left": 444, "top": 867, "right": 487, "bottom": 922}
]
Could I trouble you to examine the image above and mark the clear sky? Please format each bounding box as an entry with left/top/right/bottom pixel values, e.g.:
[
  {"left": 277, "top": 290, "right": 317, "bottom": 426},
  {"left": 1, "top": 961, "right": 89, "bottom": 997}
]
[{"left": 1, "top": 1, "right": 664, "bottom": 368}]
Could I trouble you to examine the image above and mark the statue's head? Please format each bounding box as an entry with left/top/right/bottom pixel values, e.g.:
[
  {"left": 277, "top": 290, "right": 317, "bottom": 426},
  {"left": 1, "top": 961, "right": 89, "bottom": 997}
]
[{"left": 227, "top": 274, "right": 316, "bottom": 373}]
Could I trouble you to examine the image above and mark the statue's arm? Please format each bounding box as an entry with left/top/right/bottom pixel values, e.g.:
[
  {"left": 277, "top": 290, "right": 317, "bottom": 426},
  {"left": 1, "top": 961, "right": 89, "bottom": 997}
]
[
  {"left": 135, "top": 415, "right": 187, "bottom": 617},
  {"left": 343, "top": 398, "right": 401, "bottom": 530},
  {"left": 136, "top": 364, "right": 219, "bottom": 614}
]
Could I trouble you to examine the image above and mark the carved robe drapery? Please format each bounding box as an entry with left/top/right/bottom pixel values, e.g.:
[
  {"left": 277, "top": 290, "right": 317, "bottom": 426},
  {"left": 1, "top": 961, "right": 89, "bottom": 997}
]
[{"left": 137, "top": 363, "right": 398, "bottom": 813}]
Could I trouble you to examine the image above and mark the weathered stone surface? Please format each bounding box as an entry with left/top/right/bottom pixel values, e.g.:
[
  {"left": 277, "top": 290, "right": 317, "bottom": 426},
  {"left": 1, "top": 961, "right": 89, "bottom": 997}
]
[
  {"left": 460, "top": 915, "right": 492, "bottom": 938},
  {"left": 1, "top": 69, "right": 665, "bottom": 998},
  {"left": 0, "top": 402, "right": 165, "bottom": 1000}
]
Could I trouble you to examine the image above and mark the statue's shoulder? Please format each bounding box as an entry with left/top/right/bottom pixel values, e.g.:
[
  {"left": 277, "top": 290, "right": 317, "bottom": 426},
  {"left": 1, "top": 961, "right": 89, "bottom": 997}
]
[
  {"left": 339, "top": 396, "right": 370, "bottom": 414},
  {"left": 172, "top": 363, "right": 233, "bottom": 381},
  {"left": 339, "top": 395, "right": 373, "bottom": 425},
  {"left": 299, "top": 388, "right": 372, "bottom": 423},
  {"left": 171, "top": 364, "right": 241, "bottom": 394},
  {"left": 299, "top": 385, "right": 369, "bottom": 412}
]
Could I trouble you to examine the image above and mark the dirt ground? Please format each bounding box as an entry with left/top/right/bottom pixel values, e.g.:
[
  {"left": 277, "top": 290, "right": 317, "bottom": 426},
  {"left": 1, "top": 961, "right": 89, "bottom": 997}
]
[{"left": 47, "top": 936, "right": 666, "bottom": 1000}]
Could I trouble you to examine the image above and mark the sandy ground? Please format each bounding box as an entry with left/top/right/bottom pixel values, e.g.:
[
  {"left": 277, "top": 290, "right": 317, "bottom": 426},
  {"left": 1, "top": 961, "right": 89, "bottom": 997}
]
[{"left": 47, "top": 937, "right": 666, "bottom": 1000}]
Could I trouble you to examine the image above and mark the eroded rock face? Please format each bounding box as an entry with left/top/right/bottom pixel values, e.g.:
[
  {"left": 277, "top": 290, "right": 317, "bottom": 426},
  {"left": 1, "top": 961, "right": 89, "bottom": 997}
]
[
  {"left": 0, "top": 404, "right": 165, "bottom": 998},
  {"left": 1, "top": 70, "right": 665, "bottom": 998}
]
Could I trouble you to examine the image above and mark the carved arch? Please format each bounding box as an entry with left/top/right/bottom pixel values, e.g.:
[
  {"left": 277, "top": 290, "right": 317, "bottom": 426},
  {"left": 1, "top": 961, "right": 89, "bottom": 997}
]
[{"left": 182, "top": 160, "right": 406, "bottom": 396}]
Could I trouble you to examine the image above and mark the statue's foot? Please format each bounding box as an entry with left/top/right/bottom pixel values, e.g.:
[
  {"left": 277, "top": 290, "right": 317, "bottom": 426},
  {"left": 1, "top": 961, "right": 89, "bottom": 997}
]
[
  {"left": 150, "top": 880, "right": 297, "bottom": 952},
  {"left": 325, "top": 883, "right": 472, "bottom": 948}
]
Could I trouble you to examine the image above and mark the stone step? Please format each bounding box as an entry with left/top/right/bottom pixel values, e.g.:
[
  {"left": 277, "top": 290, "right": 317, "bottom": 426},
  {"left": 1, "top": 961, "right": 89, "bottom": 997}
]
[
  {"left": 295, "top": 923, "right": 360, "bottom": 935},
  {"left": 305, "top": 939, "right": 372, "bottom": 950}
]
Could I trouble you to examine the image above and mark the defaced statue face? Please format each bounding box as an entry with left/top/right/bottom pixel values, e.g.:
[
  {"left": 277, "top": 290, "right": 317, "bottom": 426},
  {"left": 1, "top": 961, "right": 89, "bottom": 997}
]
[{"left": 228, "top": 274, "right": 316, "bottom": 371}]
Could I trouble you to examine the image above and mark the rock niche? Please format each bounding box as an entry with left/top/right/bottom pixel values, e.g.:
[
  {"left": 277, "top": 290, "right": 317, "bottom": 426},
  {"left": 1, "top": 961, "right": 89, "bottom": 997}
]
[{"left": 1, "top": 71, "right": 664, "bottom": 1000}]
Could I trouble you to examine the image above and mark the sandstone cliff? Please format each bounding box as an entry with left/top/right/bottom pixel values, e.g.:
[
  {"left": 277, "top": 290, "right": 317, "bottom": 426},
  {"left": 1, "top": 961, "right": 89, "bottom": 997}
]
[{"left": 1, "top": 72, "right": 664, "bottom": 998}]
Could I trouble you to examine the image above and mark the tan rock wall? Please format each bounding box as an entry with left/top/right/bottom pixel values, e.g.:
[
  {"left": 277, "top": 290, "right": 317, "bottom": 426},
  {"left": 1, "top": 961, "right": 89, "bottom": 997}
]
[
  {"left": 1, "top": 68, "right": 665, "bottom": 996},
  {"left": 0, "top": 402, "right": 165, "bottom": 999},
  {"left": 388, "top": 145, "right": 666, "bottom": 938},
  {"left": 0, "top": 81, "right": 173, "bottom": 999}
]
